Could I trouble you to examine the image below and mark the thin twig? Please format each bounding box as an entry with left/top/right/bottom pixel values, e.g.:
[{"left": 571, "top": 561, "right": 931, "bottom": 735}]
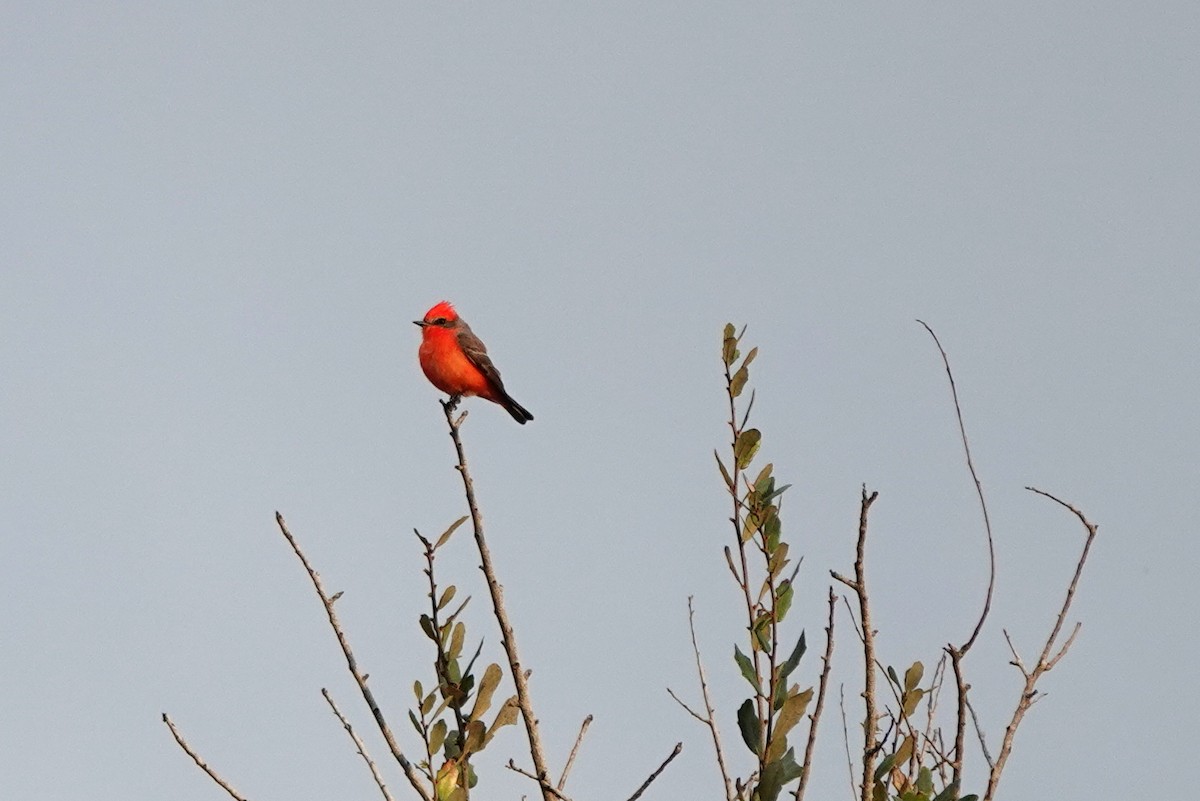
[
  {"left": 625, "top": 742, "right": 684, "bottom": 801},
  {"left": 322, "top": 688, "right": 397, "bottom": 801},
  {"left": 558, "top": 714, "right": 593, "bottom": 791},
  {"left": 838, "top": 686, "right": 856, "bottom": 801},
  {"left": 673, "top": 596, "right": 735, "bottom": 801},
  {"left": 964, "top": 690, "right": 994, "bottom": 770},
  {"left": 917, "top": 320, "right": 997, "bottom": 655},
  {"left": 162, "top": 713, "right": 251, "bottom": 801},
  {"left": 275, "top": 513, "right": 433, "bottom": 801},
  {"left": 795, "top": 586, "right": 838, "bottom": 801},
  {"left": 983, "top": 488, "right": 1098, "bottom": 801},
  {"left": 442, "top": 403, "right": 554, "bottom": 801},
  {"left": 506, "top": 760, "right": 574, "bottom": 801},
  {"left": 918, "top": 320, "right": 997, "bottom": 790}
]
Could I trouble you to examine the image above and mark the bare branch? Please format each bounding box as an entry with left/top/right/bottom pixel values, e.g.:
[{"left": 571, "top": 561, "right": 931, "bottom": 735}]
[
  {"left": 839, "top": 686, "right": 856, "bottom": 801},
  {"left": 677, "top": 596, "right": 735, "bottom": 801},
  {"left": 558, "top": 714, "right": 593, "bottom": 792},
  {"left": 442, "top": 404, "right": 554, "bottom": 801},
  {"left": 795, "top": 586, "right": 838, "bottom": 801},
  {"left": 848, "top": 486, "right": 880, "bottom": 801},
  {"left": 919, "top": 320, "right": 998, "bottom": 791},
  {"left": 162, "top": 713, "right": 251, "bottom": 801},
  {"left": 507, "top": 760, "right": 574, "bottom": 801},
  {"left": 275, "top": 513, "right": 432, "bottom": 801},
  {"left": 964, "top": 690, "right": 994, "bottom": 771},
  {"left": 917, "top": 320, "right": 997, "bottom": 656},
  {"left": 625, "top": 742, "right": 683, "bottom": 801},
  {"left": 982, "top": 489, "right": 1099, "bottom": 801},
  {"left": 322, "top": 688, "right": 396, "bottom": 801}
]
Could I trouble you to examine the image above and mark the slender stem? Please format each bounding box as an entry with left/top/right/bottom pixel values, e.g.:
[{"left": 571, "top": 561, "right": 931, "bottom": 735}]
[
  {"left": 625, "top": 742, "right": 684, "bottom": 801},
  {"left": 163, "top": 714, "right": 251, "bottom": 801},
  {"left": 441, "top": 403, "right": 553, "bottom": 801},
  {"left": 725, "top": 351, "right": 765, "bottom": 728},
  {"left": 983, "top": 488, "right": 1098, "bottom": 801},
  {"left": 795, "top": 587, "right": 838, "bottom": 801},
  {"left": 275, "top": 513, "right": 433, "bottom": 801},
  {"left": 322, "top": 689, "right": 397, "bottom": 801},
  {"left": 558, "top": 715, "right": 593, "bottom": 791}
]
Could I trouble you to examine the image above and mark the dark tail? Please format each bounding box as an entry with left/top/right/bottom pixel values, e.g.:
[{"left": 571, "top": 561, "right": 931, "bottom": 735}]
[{"left": 500, "top": 394, "right": 534, "bottom": 424}]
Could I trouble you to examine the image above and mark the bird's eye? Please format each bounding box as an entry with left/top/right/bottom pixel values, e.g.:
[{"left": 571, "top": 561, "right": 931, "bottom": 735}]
[{"left": 434, "top": 317, "right": 447, "bottom": 325}]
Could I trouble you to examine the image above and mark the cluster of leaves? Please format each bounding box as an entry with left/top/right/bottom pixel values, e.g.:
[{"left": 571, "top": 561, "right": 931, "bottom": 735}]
[
  {"left": 410, "top": 519, "right": 518, "bottom": 801},
  {"left": 716, "top": 324, "right": 813, "bottom": 801}
]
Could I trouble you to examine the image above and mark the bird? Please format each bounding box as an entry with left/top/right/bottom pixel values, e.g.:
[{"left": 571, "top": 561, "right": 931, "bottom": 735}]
[{"left": 414, "top": 301, "right": 534, "bottom": 424}]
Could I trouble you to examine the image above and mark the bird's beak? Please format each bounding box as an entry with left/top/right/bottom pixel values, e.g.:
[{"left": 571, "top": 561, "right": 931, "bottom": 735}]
[{"left": 413, "top": 320, "right": 427, "bottom": 327}]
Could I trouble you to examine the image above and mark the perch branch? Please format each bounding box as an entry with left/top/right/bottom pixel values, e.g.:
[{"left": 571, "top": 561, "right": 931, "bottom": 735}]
[{"left": 442, "top": 402, "right": 554, "bottom": 801}]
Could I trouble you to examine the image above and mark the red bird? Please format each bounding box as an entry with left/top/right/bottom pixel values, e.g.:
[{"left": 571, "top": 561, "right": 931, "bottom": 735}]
[{"left": 415, "top": 301, "right": 534, "bottom": 424}]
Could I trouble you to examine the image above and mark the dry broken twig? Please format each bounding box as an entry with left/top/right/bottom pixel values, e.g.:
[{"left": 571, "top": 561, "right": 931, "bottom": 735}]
[
  {"left": 162, "top": 713, "right": 251, "bottom": 801},
  {"left": 275, "top": 512, "right": 433, "bottom": 801},
  {"left": 322, "top": 688, "right": 396, "bottom": 801}
]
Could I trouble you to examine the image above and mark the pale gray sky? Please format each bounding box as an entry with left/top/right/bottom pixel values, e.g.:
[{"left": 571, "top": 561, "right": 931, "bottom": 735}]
[{"left": 1, "top": 3, "right": 1195, "bottom": 800}]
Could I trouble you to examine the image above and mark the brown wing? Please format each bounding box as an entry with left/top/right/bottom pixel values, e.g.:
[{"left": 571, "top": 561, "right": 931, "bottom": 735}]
[{"left": 455, "top": 321, "right": 508, "bottom": 393}]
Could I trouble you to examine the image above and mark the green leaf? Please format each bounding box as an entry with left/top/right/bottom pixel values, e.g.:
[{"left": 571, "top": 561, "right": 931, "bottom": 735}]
[
  {"left": 723, "top": 328, "right": 739, "bottom": 366},
  {"left": 894, "top": 733, "right": 915, "bottom": 767},
  {"left": 917, "top": 767, "right": 934, "bottom": 795},
  {"left": 437, "top": 585, "right": 457, "bottom": 611},
  {"left": 484, "top": 696, "right": 519, "bottom": 745},
  {"left": 767, "top": 542, "right": 790, "bottom": 580},
  {"left": 874, "top": 752, "right": 898, "bottom": 782},
  {"left": 724, "top": 546, "right": 741, "bottom": 583},
  {"left": 761, "top": 483, "right": 792, "bottom": 504},
  {"left": 413, "top": 680, "right": 424, "bottom": 701},
  {"left": 715, "top": 452, "right": 735, "bottom": 491},
  {"left": 419, "top": 614, "right": 437, "bottom": 641},
  {"left": 462, "top": 720, "right": 486, "bottom": 755},
  {"left": 435, "top": 516, "right": 469, "bottom": 549},
  {"left": 753, "top": 462, "right": 774, "bottom": 492},
  {"left": 931, "top": 784, "right": 959, "bottom": 801},
  {"left": 421, "top": 690, "right": 438, "bottom": 716},
  {"left": 736, "top": 698, "right": 762, "bottom": 757},
  {"left": 961, "top": 796, "right": 979, "bottom": 801},
  {"left": 763, "top": 512, "right": 782, "bottom": 550},
  {"left": 886, "top": 665, "right": 900, "bottom": 689},
  {"left": 778, "top": 631, "right": 807, "bottom": 683},
  {"left": 757, "top": 747, "right": 803, "bottom": 801},
  {"left": 734, "top": 429, "right": 762, "bottom": 470},
  {"left": 469, "top": 663, "right": 503, "bottom": 722},
  {"left": 752, "top": 612, "right": 772, "bottom": 651},
  {"left": 902, "top": 687, "right": 925, "bottom": 718},
  {"left": 775, "top": 580, "right": 794, "bottom": 622},
  {"left": 734, "top": 646, "right": 762, "bottom": 695},
  {"left": 741, "top": 346, "right": 759, "bottom": 371},
  {"left": 768, "top": 688, "right": 813, "bottom": 758},
  {"left": 904, "top": 661, "right": 924, "bottom": 693},
  {"left": 429, "top": 719, "right": 448, "bottom": 754},
  {"left": 408, "top": 709, "right": 422, "bottom": 734},
  {"left": 730, "top": 365, "right": 749, "bottom": 398},
  {"left": 449, "top": 621, "right": 465, "bottom": 659}
]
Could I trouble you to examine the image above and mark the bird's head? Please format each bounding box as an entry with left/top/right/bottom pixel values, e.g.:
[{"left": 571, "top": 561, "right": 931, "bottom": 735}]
[{"left": 414, "top": 300, "right": 460, "bottom": 330}]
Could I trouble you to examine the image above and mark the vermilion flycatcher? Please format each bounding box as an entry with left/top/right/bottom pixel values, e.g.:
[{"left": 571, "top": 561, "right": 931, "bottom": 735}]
[{"left": 415, "top": 301, "right": 534, "bottom": 424}]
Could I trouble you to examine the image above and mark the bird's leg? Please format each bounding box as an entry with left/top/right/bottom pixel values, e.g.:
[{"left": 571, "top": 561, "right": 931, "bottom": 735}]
[{"left": 443, "top": 394, "right": 462, "bottom": 414}]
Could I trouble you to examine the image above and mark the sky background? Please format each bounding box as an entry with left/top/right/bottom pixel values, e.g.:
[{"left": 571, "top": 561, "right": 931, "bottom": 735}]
[{"left": 2, "top": 3, "right": 1196, "bottom": 800}]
